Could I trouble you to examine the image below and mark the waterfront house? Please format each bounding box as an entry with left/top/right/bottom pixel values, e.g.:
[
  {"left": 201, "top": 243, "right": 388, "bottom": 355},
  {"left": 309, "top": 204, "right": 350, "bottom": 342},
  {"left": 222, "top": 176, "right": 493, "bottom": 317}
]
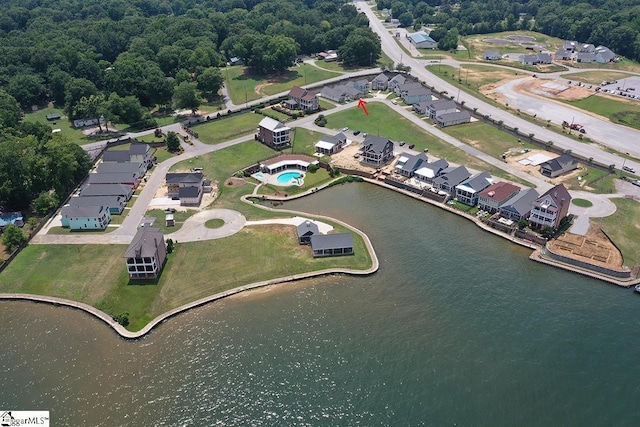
[
  {"left": 165, "top": 172, "right": 204, "bottom": 206},
  {"left": 499, "top": 188, "right": 539, "bottom": 221},
  {"left": 477, "top": 181, "right": 521, "bottom": 214},
  {"left": 61, "top": 204, "right": 111, "bottom": 230},
  {"left": 80, "top": 183, "right": 133, "bottom": 200},
  {"left": 455, "top": 171, "right": 493, "bottom": 206},
  {"left": 287, "top": 86, "right": 319, "bottom": 111},
  {"left": 315, "top": 132, "right": 347, "bottom": 155},
  {"left": 297, "top": 220, "right": 319, "bottom": 244},
  {"left": 414, "top": 159, "right": 449, "bottom": 182},
  {"left": 483, "top": 50, "right": 502, "bottom": 60},
  {"left": 435, "top": 111, "right": 471, "bottom": 127},
  {"left": 395, "top": 152, "right": 429, "bottom": 178},
  {"left": 68, "top": 195, "right": 125, "bottom": 215},
  {"left": 257, "top": 117, "right": 291, "bottom": 150},
  {"left": 407, "top": 31, "right": 436, "bottom": 49},
  {"left": 539, "top": 154, "right": 578, "bottom": 178},
  {"left": 124, "top": 227, "right": 167, "bottom": 280},
  {"left": 310, "top": 233, "right": 354, "bottom": 257},
  {"left": 260, "top": 154, "right": 319, "bottom": 174},
  {"left": 371, "top": 73, "right": 389, "bottom": 90},
  {"left": 360, "top": 135, "right": 394, "bottom": 166},
  {"left": 432, "top": 165, "right": 470, "bottom": 194},
  {"left": 529, "top": 184, "right": 571, "bottom": 230}
]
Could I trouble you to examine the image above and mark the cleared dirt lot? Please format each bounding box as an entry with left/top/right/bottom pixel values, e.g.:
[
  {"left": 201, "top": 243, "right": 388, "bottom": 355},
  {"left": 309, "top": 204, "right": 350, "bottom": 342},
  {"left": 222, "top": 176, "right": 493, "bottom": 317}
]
[{"left": 548, "top": 225, "right": 624, "bottom": 269}]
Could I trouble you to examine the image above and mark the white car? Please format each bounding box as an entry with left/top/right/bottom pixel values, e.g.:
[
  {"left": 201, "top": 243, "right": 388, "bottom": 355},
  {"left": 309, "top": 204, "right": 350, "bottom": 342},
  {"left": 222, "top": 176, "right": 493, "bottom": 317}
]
[
  {"left": 391, "top": 100, "right": 398, "bottom": 105},
  {"left": 341, "top": 127, "right": 349, "bottom": 132}
]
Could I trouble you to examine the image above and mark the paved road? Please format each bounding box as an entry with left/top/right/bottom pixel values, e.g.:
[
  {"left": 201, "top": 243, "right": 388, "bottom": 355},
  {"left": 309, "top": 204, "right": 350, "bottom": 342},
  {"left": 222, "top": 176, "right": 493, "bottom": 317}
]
[{"left": 358, "top": 1, "right": 640, "bottom": 175}]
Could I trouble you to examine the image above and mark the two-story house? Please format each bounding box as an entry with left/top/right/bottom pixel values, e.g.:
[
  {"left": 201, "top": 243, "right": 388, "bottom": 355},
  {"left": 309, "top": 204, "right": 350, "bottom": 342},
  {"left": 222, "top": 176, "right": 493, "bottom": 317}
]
[
  {"left": 414, "top": 159, "right": 449, "bottom": 183},
  {"left": 394, "top": 152, "right": 429, "bottom": 178},
  {"left": 124, "top": 227, "right": 167, "bottom": 280},
  {"left": 529, "top": 184, "right": 572, "bottom": 230},
  {"left": 61, "top": 204, "right": 111, "bottom": 230},
  {"left": 257, "top": 117, "right": 291, "bottom": 149},
  {"left": 287, "top": 86, "right": 319, "bottom": 111},
  {"left": 432, "top": 165, "right": 470, "bottom": 194},
  {"left": 455, "top": 171, "right": 493, "bottom": 206},
  {"left": 477, "top": 181, "right": 521, "bottom": 214},
  {"left": 499, "top": 188, "right": 540, "bottom": 221},
  {"left": 360, "top": 135, "right": 394, "bottom": 166}
]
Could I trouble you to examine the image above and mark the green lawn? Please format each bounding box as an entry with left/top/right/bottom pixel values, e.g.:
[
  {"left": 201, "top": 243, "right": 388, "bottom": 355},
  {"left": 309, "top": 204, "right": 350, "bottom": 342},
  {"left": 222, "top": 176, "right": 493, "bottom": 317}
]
[
  {"left": 47, "top": 227, "right": 111, "bottom": 235},
  {"left": 205, "top": 218, "right": 225, "bottom": 228},
  {"left": 225, "top": 64, "right": 340, "bottom": 104},
  {"left": 442, "top": 121, "right": 537, "bottom": 159},
  {"left": 594, "top": 198, "right": 640, "bottom": 267},
  {"left": 24, "top": 105, "right": 95, "bottom": 146},
  {"left": 193, "top": 113, "right": 262, "bottom": 144},
  {"left": 290, "top": 127, "right": 329, "bottom": 157},
  {"left": 0, "top": 222, "right": 372, "bottom": 331},
  {"left": 319, "top": 99, "right": 336, "bottom": 111},
  {"left": 572, "top": 198, "right": 593, "bottom": 207},
  {"left": 561, "top": 71, "right": 633, "bottom": 85},
  {"left": 563, "top": 95, "right": 640, "bottom": 131}
]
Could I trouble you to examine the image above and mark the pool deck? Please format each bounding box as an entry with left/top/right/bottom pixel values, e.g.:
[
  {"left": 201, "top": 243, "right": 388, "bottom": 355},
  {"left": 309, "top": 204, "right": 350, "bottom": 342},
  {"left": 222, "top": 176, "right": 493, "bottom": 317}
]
[{"left": 252, "top": 170, "right": 305, "bottom": 187}]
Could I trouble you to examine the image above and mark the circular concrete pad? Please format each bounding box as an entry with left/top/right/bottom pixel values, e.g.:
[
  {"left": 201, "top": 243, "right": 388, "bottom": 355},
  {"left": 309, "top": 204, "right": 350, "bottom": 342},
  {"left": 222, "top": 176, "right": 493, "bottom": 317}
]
[{"left": 166, "top": 209, "right": 246, "bottom": 242}]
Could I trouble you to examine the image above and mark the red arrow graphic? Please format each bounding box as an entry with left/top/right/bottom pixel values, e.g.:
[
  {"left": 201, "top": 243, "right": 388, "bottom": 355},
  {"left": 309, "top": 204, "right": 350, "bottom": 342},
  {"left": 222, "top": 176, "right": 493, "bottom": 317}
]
[{"left": 357, "top": 98, "right": 369, "bottom": 116}]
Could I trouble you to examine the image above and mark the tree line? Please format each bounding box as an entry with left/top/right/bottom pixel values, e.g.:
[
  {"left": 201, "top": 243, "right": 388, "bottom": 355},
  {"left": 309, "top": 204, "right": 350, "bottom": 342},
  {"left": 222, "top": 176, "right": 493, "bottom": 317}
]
[
  {"left": 0, "top": 0, "right": 380, "bottom": 130},
  {"left": 376, "top": 0, "right": 640, "bottom": 60}
]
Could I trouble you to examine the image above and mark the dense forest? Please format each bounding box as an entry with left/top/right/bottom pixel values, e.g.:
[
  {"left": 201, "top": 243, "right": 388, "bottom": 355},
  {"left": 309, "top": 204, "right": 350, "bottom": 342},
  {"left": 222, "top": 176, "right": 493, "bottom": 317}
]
[{"left": 377, "top": 0, "right": 640, "bottom": 60}]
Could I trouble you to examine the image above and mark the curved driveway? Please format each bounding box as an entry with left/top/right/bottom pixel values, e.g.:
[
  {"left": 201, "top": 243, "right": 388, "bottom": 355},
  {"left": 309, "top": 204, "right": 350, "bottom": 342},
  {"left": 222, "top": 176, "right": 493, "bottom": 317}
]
[{"left": 165, "top": 209, "right": 246, "bottom": 242}]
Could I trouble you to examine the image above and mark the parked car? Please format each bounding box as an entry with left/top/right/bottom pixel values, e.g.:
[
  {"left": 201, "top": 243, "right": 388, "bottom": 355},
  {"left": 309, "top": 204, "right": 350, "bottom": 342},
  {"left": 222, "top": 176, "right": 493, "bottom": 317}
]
[
  {"left": 399, "top": 141, "right": 405, "bottom": 146},
  {"left": 341, "top": 127, "right": 349, "bottom": 132},
  {"left": 632, "top": 180, "right": 640, "bottom": 187},
  {"left": 623, "top": 166, "right": 636, "bottom": 173},
  {"left": 353, "top": 130, "right": 360, "bottom": 135},
  {"left": 391, "top": 99, "right": 398, "bottom": 105},
  {"left": 362, "top": 133, "right": 368, "bottom": 138},
  {"left": 408, "top": 144, "right": 415, "bottom": 149}
]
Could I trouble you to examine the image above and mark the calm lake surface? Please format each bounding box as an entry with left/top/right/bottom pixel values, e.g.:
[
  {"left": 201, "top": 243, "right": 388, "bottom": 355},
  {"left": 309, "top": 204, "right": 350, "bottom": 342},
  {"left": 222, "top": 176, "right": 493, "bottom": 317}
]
[{"left": 2, "top": 182, "right": 639, "bottom": 426}]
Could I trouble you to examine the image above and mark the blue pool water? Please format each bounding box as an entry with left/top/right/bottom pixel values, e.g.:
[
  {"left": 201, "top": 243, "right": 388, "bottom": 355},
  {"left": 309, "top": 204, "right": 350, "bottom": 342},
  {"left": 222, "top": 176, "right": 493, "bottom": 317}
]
[
  {"left": 254, "top": 173, "right": 264, "bottom": 180},
  {"left": 277, "top": 171, "right": 303, "bottom": 185}
]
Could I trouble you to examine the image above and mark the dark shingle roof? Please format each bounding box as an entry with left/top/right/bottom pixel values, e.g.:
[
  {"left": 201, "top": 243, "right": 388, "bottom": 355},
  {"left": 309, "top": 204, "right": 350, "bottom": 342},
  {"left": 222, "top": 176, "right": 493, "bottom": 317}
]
[
  {"left": 297, "top": 220, "right": 319, "bottom": 238},
  {"left": 124, "top": 227, "right": 164, "bottom": 258},
  {"left": 310, "top": 233, "right": 353, "bottom": 251},
  {"left": 166, "top": 172, "right": 203, "bottom": 185}
]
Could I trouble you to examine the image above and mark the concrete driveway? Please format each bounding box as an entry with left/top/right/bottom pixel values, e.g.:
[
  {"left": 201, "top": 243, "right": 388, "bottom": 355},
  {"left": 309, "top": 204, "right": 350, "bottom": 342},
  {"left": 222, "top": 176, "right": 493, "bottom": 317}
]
[{"left": 165, "top": 209, "right": 246, "bottom": 242}]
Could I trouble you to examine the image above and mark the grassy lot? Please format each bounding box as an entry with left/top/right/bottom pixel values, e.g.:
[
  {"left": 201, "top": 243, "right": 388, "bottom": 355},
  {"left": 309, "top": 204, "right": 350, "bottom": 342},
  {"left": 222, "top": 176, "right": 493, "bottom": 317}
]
[
  {"left": 24, "top": 105, "right": 96, "bottom": 146},
  {"left": 565, "top": 58, "right": 640, "bottom": 73},
  {"left": 562, "top": 95, "right": 640, "bottom": 130},
  {"left": 192, "top": 113, "right": 262, "bottom": 144},
  {"left": 261, "top": 108, "right": 291, "bottom": 122},
  {"left": 47, "top": 226, "right": 110, "bottom": 235},
  {"left": 0, "top": 223, "right": 372, "bottom": 331},
  {"left": 153, "top": 148, "right": 174, "bottom": 163},
  {"left": 561, "top": 71, "right": 633, "bottom": 85},
  {"left": 144, "top": 209, "right": 197, "bottom": 234},
  {"left": 319, "top": 99, "right": 336, "bottom": 111},
  {"left": 135, "top": 134, "right": 163, "bottom": 143},
  {"left": 225, "top": 64, "right": 340, "bottom": 104},
  {"left": 593, "top": 198, "right": 640, "bottom": 267},
  {"left": 572, "top": 167, "right": 617, "bottom": 194},
  {"left": 290, "top": 127, "right": 329, "bottom": 157},
  {"left": 442, "top": 121, "right": 537, "bottom": 158}
]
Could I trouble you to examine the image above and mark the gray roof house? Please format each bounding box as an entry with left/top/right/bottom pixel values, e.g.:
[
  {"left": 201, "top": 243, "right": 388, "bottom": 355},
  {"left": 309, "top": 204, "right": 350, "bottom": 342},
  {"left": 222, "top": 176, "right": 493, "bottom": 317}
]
[
  {"left": 455, "top": 171, "right": 493, "bottom": 206},
  {"left": 388, "top": 74, "right": 407, "bottom": 92},
  {"left": 407, "top": 31, "right": 436, "bottom": 49},
  {"left": 520, "top": 53, "right": 552, "bottom": 65},
  {"left": 435, "top": 110, "right": 471, "bottom": 127},
  {"left": 426, "top": 99, "right": 457, "bottom": 119},
  {"left": 87, "top": 172, "right": 140, "bottom": 187},
  {"left": 394, "top": 152, "right": 429, "bottom": 177},
  {"left": 414, "top": 159, "right": 449, "bottom": 182},
  {"left": 483, "top": 50, "right": 502, "bottom": 60},
  {"left": 413, "top": 101, "right": 432, "bottom": 115},
  {"left": 102, "top": 150, "right": 131, "bottom": 163},
  {"left": 297, "top": 220, "right": 319, "bottom": 245},
  {"left": 97, "top": 162, "right": 144, "bottom": 178},
  {"left": 594, "top": 46, "right": 615, "bottom": 63},
  {"left": 310, "top": 233, "right": 354, "bottom": 257},
  {"left": 80, "top": 183, "right": 133, "bottom": 200},
  {"left": 166, "top": 172, "right": 204, "bottom": 206},
  {"left": 499, "top": 188, "right": 540, "bottom": 221},
  {"left": 539, "top": 154, "right": 578, "bottom": 178},
  {"left": 124, "top": 227, "right": 167, "bottom": 280},
  {"left": 68, "top": 195, "right": 125, "bottom": 214},
  {"left": 402, "top": 87, "right": 432, "bottom": 105},
  {"left": 555, "top": 49, "right": 572, "bottom": 61},
  {"left": 395, "top": 82, "right": 423, "bottom": 97},
  {"left": 371, "top": 73, "right": 389, "bottom": 91},
  {"left": 360, "top": 135, "right": 394, "bottom": 166},
  {"left": 576, "top": 52, "right": 595, "bottom": 63},
  {"left": 432, "top": 165, "right": 471, "bottom": 194},
  {"left": 320, "top": 84, "right": 363, "bottom": 103},
  {"left": 353, "top": 79, "right": 370, "bottom": 93},
  {"left": 563, "top": 40, "right": 578, "bottom": 51},
  {"left": 579, "top": 43, "right": 595, "bottom": 53},
  {"left": 315, "top": 132, "right": 347, "bottom": 155}
]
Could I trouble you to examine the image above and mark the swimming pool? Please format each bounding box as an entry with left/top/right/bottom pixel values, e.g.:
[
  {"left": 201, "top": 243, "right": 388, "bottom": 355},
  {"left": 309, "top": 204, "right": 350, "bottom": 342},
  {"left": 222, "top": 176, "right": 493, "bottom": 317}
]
[
  {"left": 277, "top": 171, "right": 303, "bottom": 185},
  {"left": 254, "top": 173, "right": 264, "bottom": 180}
]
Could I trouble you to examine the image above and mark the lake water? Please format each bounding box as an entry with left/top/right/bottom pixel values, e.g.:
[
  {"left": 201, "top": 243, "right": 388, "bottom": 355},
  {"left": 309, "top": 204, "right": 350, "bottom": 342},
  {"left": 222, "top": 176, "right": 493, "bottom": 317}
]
[{"left": 2, "top": 182, "right": 639, "bottom": 426}]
